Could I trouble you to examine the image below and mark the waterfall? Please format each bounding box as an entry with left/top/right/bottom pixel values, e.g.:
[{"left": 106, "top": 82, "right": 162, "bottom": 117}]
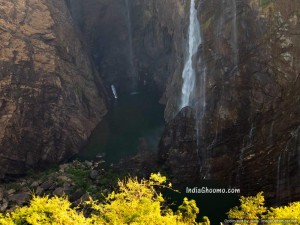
[
  {"left": 178, "top": 0, "right": 208, "bottom": 178},
  {"left": 111, "top": 85, "right": 118, "bottom": 99},
  {"left": 180, "top": 0, "right": 201, "bottom": 108},
  {"left": 124, "top": 0, "right": 137, "bottom": 87}
]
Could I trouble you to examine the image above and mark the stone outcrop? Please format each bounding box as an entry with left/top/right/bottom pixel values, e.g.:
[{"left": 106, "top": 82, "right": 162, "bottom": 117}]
[
  {"left": 0, "top": 160, "right": 105, "bottom": 212},
  {"left": 0, "top": 152, "right": 158, "bottom": 213},
  {"left": 0, "top": 0, "right": 109, "bottom": 177}
]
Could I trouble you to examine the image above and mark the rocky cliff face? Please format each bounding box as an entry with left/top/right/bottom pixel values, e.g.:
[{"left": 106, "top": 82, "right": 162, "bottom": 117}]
[
  {"left": 0, "top": 0, "right": 108, "bottom": 177},
  {"left": 63, "top": 0, "right": 300, "bottom": 205},
  {"left": 159, "top": 0, "right": 300, "bottom": 205},
  {"left": 158, "top": 107, "right": 200, "bottom": 184},
  {"left": 1, "top": 0, "right": 299, "bottom": 206},
  {"left": 73, "top": 0, "right": 136, "bottom": 93},
  {"left": 130, "top": 0, "right": 188, "bottom": 96},
  {"left": 70, "top": 0, "right": 188, "bottom": 95}
]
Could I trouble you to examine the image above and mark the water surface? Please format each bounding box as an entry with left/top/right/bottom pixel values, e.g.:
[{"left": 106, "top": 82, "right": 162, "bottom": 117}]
[{"left": 79, "top": 90, "right": 165, "bottom": 162}]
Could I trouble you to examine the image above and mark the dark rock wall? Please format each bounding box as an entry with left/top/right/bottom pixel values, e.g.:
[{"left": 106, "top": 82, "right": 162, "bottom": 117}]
[
  {"left": 158, "top": 107, "right": 199, "bottom": 184},
  {"left": 65, "top": 0, "right": 300, "bottom": 205},
  {"left": 130, "top": 0, "right": 188, "bottom": 97},
  {"left": 159, "top": 0, "right": 300, "bottom": 205},
  {"left": 71, "top": 0, "right": 188, "bottom": 95},
  {"left": 79, "top": 0, "right": 136, "bottom": 93},
  {"left": 0, "top": 0, "right": 108, "bottom": 177}
]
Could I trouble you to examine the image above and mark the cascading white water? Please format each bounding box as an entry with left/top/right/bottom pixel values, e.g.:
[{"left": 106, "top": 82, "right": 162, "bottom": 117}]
[
  {"left": 180, "top": 0, "right": 201, "bottom": 108},
  {"left": 111, "top": 85, "right": 118, "bottom": 99}
]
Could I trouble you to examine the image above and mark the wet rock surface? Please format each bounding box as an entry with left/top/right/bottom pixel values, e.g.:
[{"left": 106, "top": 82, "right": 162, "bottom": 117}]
[
  {"left": 158, "top": 107, "right": 200, "bottom": 184},
  {"left": 161, "top": 0, "right": 300, "bottom": 205}
]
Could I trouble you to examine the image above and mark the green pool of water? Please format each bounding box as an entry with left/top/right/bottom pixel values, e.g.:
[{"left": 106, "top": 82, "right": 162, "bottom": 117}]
[
  {"left": 79, "top": 90, "right": 165, "bottom": 162},
  {"left": 164, "top": 180, "right": 240, "bottom": 224}
]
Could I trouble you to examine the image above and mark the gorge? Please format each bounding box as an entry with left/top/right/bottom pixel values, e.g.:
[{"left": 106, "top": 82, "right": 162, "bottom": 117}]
[{"left": 0, "top": 0, "right": 300, "bottom": 221}]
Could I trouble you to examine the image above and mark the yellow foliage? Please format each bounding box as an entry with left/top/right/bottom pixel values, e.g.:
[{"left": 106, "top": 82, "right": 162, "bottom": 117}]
[
  {"left": 264, "top": 202, "right": 300, "bottom": 225},
  {"left": 0, "top": 195, "right": 89, "bottom": 225},
  {"left": 88, "top": 173, "right": 200, "bottom": 225},
  {"left": 0, "top": 173, "right": 203, "bottom": 225},
  {"left": 1, "top": 175, "right": 299, "bottom": 225},
  {"left": 177, "top": 197, "right": 199, "bottom": 223},
  {"left": 227, "top": 192, "right": 300, "bottom": 225},
  {"left": 228, "top": 192, "right": 267, "bottom": 225}
]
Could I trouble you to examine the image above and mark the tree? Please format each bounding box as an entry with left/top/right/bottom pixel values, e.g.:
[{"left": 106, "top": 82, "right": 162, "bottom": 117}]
[
  {"left": 227, "top": 192, "right": 267, "bottom": 225},
  {"left": 0, "top": 195, "right": 89, "bottom": 225},
  {"left": 0, "top": 173, "right": 204, "bottom": 225},
  {"left": 88, "top": 172, "right": 202, "bottom": 225},
  {"left": 227, "top": 192, "right": 300, "bottom": 225},
  {"left": 265, "top": 202, "right": 300, "bottom": 225}
]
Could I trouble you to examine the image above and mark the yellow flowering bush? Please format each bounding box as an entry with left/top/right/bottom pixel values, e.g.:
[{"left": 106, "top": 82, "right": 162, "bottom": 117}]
[
  {"left": 227, "top": 192, "right": 300, "bottom": 225},
  {"left": 265, "top": 202, "right": 300, "bottom": 225},
  {"left": 0, "top": 195, "right": 89, "bottom": 225},
  {"left": 0, "top": 173, "right": 207, "bottom": 225},
  {"left": 88, "top": 172, "right": 203, "bottom": 225},
  {"left": 228, "top": 192, "right": 267, "bottom": 225}
]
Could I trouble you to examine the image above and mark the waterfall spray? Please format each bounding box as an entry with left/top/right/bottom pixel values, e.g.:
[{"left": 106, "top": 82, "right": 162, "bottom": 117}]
[{"left": 180, "top": 0, "right": 201, "bottom": 108}]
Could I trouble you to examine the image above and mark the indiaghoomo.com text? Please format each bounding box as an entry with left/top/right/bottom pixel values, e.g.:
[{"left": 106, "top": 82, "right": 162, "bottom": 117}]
[{"left": 186, "top": 186, "right": 240, "bottom": 194}]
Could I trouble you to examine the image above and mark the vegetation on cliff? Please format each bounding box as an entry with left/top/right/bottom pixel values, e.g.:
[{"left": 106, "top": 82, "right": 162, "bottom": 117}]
[
  {"left": 228, "top": 192, "right": 300, "bottom": 225},
  {"left": 0, "top": 173, "right": 209, "bottom": 225},
  {"left": 1, "top": 170, "right": 299, "bottom": 225}
]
